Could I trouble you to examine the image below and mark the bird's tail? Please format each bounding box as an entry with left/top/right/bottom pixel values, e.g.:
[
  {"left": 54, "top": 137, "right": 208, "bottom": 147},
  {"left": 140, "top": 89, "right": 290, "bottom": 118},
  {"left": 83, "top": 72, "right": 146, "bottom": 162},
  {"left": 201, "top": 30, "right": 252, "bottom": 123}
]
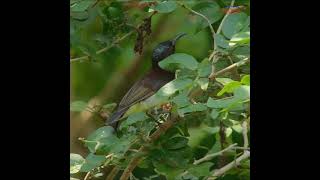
[{"left": 105, "top": 108, "right": 127, "bottom": 130}]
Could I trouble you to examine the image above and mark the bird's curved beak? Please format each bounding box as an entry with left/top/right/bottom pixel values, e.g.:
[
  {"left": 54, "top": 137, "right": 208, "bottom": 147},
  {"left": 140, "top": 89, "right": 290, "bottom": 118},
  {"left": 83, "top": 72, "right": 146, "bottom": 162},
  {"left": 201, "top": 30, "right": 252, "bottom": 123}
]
[{"left": 172, "top": 32, "right": 187, "bottom": 45}]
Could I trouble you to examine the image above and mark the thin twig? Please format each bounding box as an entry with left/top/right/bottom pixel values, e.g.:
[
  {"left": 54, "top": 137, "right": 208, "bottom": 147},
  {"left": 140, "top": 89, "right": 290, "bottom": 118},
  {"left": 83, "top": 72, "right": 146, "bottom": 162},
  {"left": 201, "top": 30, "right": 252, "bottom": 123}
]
[
  {"left": 84, "top": 171, "right": 91, "bottom": 180},
  {"left": 70, "top": 31, "right": 134, "bottom": 63},
  {"left": 208, "top": 151, "right": 250, "bottom": 179},
  {"left": 178, "top": 2, "right": 215, "bottom": 39},
  {"left": 242, "top": 121, "right": 249, "bottom": 148},
  {"left": 208, "top": 114, "right": 250, "bottom": 179},
  {"left": 210, "top": 0, "right": 236, "bottom": 73},
  {"left": 194, "top": 143, "right": 237, "bottom": 165},
  {"left": 209, "top": 57, "right": 250, "bottom": 80}
]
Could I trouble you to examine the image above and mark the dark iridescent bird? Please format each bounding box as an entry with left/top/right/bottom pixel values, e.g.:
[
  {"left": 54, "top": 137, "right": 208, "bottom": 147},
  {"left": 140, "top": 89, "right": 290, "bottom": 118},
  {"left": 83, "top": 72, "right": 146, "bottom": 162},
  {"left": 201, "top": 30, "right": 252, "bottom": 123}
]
[{"left": 106, "top": 33, "right": 187, "bottom": 130}]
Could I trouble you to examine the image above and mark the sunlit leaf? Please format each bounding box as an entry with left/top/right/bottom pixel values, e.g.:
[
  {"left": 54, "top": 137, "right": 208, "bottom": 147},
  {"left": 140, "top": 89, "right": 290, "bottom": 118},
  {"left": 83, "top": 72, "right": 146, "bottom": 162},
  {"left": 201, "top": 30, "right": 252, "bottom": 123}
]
[
  {"left": 196, "top": 78, "right": 209, "bottom": 90},
  {"left": 217, "top": 81, "right": 242, "bottom": 96},
  {"left": 70, "top": 153, "right": 85, "bottom": 174},
  {"left": 229, "top": 31, "right": 250, "bottom": 46},
  {"left": 241, "top": 75, "right": 250, "bottom": 85}
]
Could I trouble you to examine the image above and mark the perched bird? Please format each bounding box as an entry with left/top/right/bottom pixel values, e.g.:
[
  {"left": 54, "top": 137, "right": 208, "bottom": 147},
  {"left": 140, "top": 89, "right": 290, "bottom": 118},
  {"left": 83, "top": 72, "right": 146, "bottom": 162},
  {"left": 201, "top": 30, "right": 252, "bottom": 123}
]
[{"left": 106, "top": 33, "right": 187, "bottom": 130}]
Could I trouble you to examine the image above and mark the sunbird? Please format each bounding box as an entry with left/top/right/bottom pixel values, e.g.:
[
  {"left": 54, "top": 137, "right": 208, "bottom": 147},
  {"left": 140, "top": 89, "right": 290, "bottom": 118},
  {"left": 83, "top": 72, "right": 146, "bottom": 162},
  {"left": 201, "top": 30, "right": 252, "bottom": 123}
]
[{"left": 106, "top": 33, "right": 187, "bottom": 130}]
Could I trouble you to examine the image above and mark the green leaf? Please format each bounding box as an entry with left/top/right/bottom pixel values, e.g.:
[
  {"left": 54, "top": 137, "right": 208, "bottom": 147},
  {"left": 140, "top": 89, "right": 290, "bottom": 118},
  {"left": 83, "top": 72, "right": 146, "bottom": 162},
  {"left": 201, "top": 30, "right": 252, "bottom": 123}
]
[
  {"left": 176, "top": 68, "right": 198, "bottom": 79},
  {"left": 163, "top": 137, "right": 189, "bottom": 150},
  {"left": 70, "top": 153, "right": 85, "bottom": 174},
  {"left": 217, "top": 81, "right": 242, "bottom": 96},
  {"left": 215, "top": 34, "right": 230, "bottom": 48},
  {"left": 152, "top": 147, "right": 193, "bottom": 169},
  {"left": 229, "top": 31, "right": 250, "bottom": 46},
  {"left": 197, "top": 58, "right": 212, "bottom": 77},
  {"left": 82, "top": 126, "right": 115, "bottom": 153},
  {"left": 70, "top": 101, "right": 88, "bottom": 112},
  {"left": 71, "top": 0, "right": 94, "bottom": 12},
  {"left": 225, "top": 127, "right": 233, "bottom": 137},
  {"left": 196, "top": 78, "right": 209, "bottom": 90},
  {"left": 103, "top": 103, "right": 117, "bottom": 110},
  {"left": 221, "top": 12, "right": 249, "bottom": 39},
  {"left": 207, "top": 97, "right": 236, "bottom": 108},
  {"left": 234, "top": 85, "right": 250, "bottom": 100},
  {"left": 192, "top": 2, "right": 223, "bottom": 32},
  {"left": 203, "top": 126, "right": 220, "bottom": 134},
  {"left": 215, "top": 78, "right": 234, "bottom": 85},
  {"left": 156, "top": 78, "right": 193, "bottom": 97},
  {"left": 178, "top": 103, "right": 207, "bottom": 116},
  {"left": 241, "top": 75, "right": 250, "bottom": 85},
  {"left": 119, "top": 112, "right": 149, "bottom": 130},
  {"left": 188, "top": 162, "right": 214, "bottom": 177},
  {"left": 210, "top": 109, "right": 220, "bottom": 119},
  {"left": 232, "top": 45, "right": 250, "bottom": 60},
  {"left": 87, "top": 126, "right": 114, "bottom": 141},
  {"left": 154, "top": 162, "right": 185, "bottom": 180},
  {"left": 172, "top": 91, "right": 191, "bottom": 108},
  {"left": 109, "top": 136, "right": 133, "bottom": 157},
  {"left": 152, "top": 1, "right": 177, "bottom": 13},
  {"left": 232, "top": 124, "right": 243, "bottom": 133},
  {"left": 159, "top": 53, "right": 199, "bottom": 72},
  {"left": 93, "top": 136, "right": 118, "bottom": 154},
  {"left": 80, "top": 153, "right": 106, "bottom": 172}
]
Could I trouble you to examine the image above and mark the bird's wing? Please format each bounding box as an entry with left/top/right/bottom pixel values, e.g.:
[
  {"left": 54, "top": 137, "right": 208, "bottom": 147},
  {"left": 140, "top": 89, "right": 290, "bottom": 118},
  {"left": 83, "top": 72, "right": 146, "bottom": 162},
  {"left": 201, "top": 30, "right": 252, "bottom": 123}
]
[{"left": 117, "top": 78, "right": 155, "bottom": 112}]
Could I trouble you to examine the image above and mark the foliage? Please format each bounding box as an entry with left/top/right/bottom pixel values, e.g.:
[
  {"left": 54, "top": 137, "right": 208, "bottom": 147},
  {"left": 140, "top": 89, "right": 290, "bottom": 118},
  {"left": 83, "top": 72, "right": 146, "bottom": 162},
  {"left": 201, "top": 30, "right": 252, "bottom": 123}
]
[{"left": 70, "top": 0, "right": 250, "bottom": 179}]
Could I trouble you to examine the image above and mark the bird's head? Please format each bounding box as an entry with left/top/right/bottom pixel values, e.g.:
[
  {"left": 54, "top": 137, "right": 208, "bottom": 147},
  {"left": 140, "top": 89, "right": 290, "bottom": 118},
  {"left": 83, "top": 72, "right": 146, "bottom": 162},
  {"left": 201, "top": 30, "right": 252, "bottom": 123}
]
[{"left": 152, "top": 33, "right": 187, "bottom": 68}]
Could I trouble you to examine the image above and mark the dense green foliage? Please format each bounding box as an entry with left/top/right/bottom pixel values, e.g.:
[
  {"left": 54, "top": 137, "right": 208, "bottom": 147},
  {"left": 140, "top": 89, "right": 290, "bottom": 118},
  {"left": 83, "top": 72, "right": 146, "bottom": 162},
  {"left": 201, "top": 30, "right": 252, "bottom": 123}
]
[{"left": 70, "top": 0, "right": 250, "bottom": 180}]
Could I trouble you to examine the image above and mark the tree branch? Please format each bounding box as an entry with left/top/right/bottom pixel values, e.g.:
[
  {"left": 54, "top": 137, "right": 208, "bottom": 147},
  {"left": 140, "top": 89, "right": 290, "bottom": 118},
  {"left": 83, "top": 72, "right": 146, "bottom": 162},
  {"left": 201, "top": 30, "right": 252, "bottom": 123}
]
[
  {"left": 209, "top": 57, "right": 250, "bottom": 80},
  {"left": 70, "top": 31, "right": 134, "bottom": 63},
  {"left": 194, "top": 143, "right": 237, "bottom": 165},
  {"left": 70, "top": 11, "right": 157, "bottom": 63},
  {"left": 208, "top": 151, "right": 250, "bottom": 179},
  {"left": 119, "top": 115, "right": 180, "bottom": 180},
  {"left": 208, "top": 115, "right": 250, "bottom": 179},
  {"left": 84, "top": 171, "right": 91, "bottom": 180},
  {"left": 105, "top": 167, "right": 119, "bottom": 180}
]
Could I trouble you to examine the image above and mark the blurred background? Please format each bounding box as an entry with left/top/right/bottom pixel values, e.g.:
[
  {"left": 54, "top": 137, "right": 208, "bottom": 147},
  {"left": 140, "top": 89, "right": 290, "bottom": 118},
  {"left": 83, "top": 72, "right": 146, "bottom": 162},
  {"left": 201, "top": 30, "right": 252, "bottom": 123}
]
[{"left": 70, "top": 2, "right": 213, "bottom": 156}]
